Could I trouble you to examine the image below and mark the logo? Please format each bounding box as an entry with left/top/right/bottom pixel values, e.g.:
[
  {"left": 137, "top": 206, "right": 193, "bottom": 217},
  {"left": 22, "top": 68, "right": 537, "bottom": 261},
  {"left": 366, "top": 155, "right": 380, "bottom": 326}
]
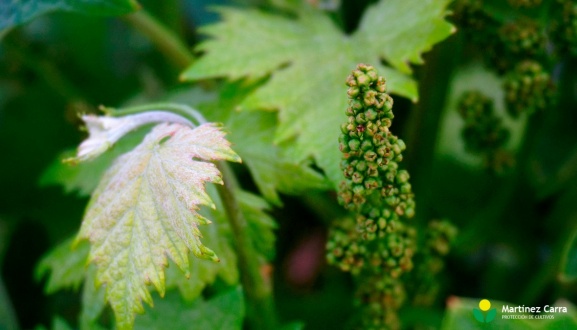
[{"left": 473, "top": 299, "right": 497, "bottom": 323}]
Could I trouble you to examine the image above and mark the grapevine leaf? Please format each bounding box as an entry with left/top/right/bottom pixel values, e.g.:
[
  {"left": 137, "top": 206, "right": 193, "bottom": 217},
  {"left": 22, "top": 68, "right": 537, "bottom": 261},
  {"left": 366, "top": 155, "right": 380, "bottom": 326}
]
[
  {"left": 239, "top": 190, "right": 277, "bottom": 260},
  {"left": 164, "top": 184, "right": 238, "bottom": 302},
  {"left": 171, "top": 83, "right": 330, "bottom": 205},
  {"left": 182, "top": 1, "right": 454, "bottom": 186},
  {"left": 80, "top": 266, "right": 107, "bottom": 330},
  {"left": 226, "top": 109, "right": 330, "bottom": 205},
  {"left": 0, "top": 0, "right": 139, "bottom": 35},
  {"left": 35, "top": 238, "right": 90, "bottom": 294},
  {"left": 76, "top": 123, "right": 240, "bottom": 330},
  {"left": 134, "top": 287, "right": 245, "bottom": 330},
  {"left": 561, "top": 226, "right": 577, "bottom": 283},
  {"left": 165, "top": 186, "right": 276, "bottom": 301}
]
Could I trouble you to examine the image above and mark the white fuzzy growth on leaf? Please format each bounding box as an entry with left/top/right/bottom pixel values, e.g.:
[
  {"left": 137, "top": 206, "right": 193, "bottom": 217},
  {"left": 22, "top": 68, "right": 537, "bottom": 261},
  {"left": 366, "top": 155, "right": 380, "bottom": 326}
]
[
  {"left": 76, "top": 123, "right": 240, "bottom": 330},
  {"left": 70, "top": 112, "right": 196, "bottom": 163},
  {"left": 74, "top": 115, "right": 137, "bottom": 162}
]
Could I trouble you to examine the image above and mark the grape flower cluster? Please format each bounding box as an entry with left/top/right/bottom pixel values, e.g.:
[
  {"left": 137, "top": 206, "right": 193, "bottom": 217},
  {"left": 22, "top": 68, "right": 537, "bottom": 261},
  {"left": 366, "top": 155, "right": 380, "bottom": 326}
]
[
  {"left": 551, "top": 0, "right": 577, "bottom": 56},
  {"left": 327, "top": 64, "right": 418, "bottom": 329},
  {"left": 457, "top": 91, "right": 513, "bottom": 172},
  {"left": 503, "top": 60, "right": 555, "bottom": 117}
]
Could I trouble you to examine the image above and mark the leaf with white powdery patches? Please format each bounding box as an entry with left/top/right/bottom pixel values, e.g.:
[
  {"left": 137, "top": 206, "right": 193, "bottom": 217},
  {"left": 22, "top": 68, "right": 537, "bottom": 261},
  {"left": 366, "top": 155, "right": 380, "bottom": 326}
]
[{"left": 76, "top": 122, "right": 240, "bottom": 330}]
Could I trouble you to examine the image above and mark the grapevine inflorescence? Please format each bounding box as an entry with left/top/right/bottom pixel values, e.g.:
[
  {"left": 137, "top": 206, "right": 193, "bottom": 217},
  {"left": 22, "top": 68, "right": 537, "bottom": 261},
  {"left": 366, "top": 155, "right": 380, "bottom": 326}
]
[
  {"left": 551, "top": 0, "right": 577, "bottom": 56},
  {"left": 457, "top": 90, "right": 514, "bottom": 172},
  {"left": 327, "top": 64, "right": 457, "bottom": 329},
  {"left": 407, "top": 220, "right": 458, "bottom": 307},
  {"left": 503, "top": 60, "right": 556, "bottom": 117},
  {"left": 452, "top": 0, "right": 560, "bottom": 172}
]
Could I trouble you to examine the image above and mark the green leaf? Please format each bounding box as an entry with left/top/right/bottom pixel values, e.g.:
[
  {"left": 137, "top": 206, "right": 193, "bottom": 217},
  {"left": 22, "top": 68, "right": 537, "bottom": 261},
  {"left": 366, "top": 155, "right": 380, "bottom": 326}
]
[
  {"left": 358, "top": 0, "right": 455, "bottom": 74},
  {"left": 0, "top": 0, "right": 140, "bottom": 36},
  {"left": 76, "top": 123, "right": 240, "bottom": 330},
  {"left": 440, "top": 297, "right": 577, "bottom": 330},
  {"left": 134, "top": 287, "right": 245, "bottom": 330},
  {"left": 0, "top": 0, "right": 140, "bottom": 35},
  {"left": 182, "top": 1, "right": 454, "bottom": 186},
  {"left": 229, "top": 109, "right": 330, "bottom": 205},
  {"left": 238, "top": 190, "right": 277, "bottom": 260},
  {"left": 560, "top": 226, "right": 577, "bottom": 283},
  {"left": 52, "top": 316, "right": 74, "bottom": 330},
  {"left": 80, "top": 266, "right": 107, "bottom": 330},
  {"left": 188, "top": 81, "right": 330, "bottom": 205},
  {"left": 35, "top": 238, "right": 90, "bottom": 294}
]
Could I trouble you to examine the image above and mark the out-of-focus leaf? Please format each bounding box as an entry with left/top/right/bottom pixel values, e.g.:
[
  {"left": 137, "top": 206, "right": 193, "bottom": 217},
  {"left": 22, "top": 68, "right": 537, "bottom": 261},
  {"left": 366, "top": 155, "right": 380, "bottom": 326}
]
[
  {"left": 0, "top": 0, "right": 139, "bottom": 35},
  {"left": 52, "top": 317, "right": 73, "bottom": 330},
  {"left": 80, "top": 266, "right": 107, "bottom": 330},
  {"left": 240, "top": 190, "right": 277, "bottom": 260},
  {"left": 134, "top": 287, "right": 245, "bottom": 330},
  {"left": 182, "top": 0, "right": 455, "bottom": 186},
  {"left": 560, "top": 226, "right": 577, "bottom": 283},
  {"left": 35, "top": 238, "right": 90, "bottom": 294},
  {"left": 281, "top": 321, "right": 305, "bottom": 330},
  {"left": 440, "top": 297, "right": 577, "bottom": 329},
  {"left": 76, "top": 123, "right": 240, "bottom": 330}
]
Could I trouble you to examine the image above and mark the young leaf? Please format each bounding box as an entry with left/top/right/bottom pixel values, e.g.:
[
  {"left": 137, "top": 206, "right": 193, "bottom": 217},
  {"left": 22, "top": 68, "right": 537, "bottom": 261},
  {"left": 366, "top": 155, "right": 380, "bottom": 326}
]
[
  {"left": 76, "top": 122, "right": 240, "bottom": 330},
  {"left": 134, "top": 287, "right": 245, "bottom": 330},
  {"left": 164, "top": 184, "right": 239, "bottom": 302},
  {"left": 0, "top": 0, "right": 139, "bottom": 35},
  {"left": 35, "top": 238, "right": 90, "bottom": 294},
  {"left": 182, "top": 1, "right": 454, "bottom": 186}
]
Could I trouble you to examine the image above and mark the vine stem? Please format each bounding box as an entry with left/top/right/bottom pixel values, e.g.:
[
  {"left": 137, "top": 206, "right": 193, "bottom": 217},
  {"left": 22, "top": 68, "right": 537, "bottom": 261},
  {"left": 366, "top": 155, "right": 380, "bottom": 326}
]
[
  {"left": 107, "top": 104, "right": 277, "bottom": 329},
  {"left": 215, "top": 163, "right": 278, "bottom": 330},
  {"left": 122, "top": 10, "right": 194, "bottom": 69}
]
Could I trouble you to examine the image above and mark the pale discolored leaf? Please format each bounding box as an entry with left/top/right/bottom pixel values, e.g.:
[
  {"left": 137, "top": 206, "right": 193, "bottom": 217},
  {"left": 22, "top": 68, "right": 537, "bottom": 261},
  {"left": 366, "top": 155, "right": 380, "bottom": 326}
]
[{"left": 76, "top": 122, "right": 240, "bottom": 330}]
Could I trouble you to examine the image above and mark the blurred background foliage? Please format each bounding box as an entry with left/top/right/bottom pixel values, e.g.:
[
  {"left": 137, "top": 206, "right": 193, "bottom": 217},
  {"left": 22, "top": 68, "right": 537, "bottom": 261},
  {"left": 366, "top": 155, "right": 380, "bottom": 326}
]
[{"left": 1, "top": 0, "right": 577, "bottom": 329}]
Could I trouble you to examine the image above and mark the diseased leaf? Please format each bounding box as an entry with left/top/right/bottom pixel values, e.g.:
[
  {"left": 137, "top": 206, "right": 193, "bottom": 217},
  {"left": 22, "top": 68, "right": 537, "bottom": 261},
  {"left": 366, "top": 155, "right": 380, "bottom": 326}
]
[
  {"left": 76, "top": 123, "right": 240, "bottom": 330},
  {"left": 134, "top": 287, "right": 245, "bottom": 330},
  {"left": 182, "top": 1, "right": 454, "bottom": 186},
  {"left": 165, "top": 186, "right": 276, "bottom": 301},
  {"left": 164, "top": 184, "right": 238, "bottom": 302},
  {"left": 35, "top": 238, "right": 90, "bottom": 294},
  {"left": 0, "top": 0, "right": 139, "bottom": 35}
]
